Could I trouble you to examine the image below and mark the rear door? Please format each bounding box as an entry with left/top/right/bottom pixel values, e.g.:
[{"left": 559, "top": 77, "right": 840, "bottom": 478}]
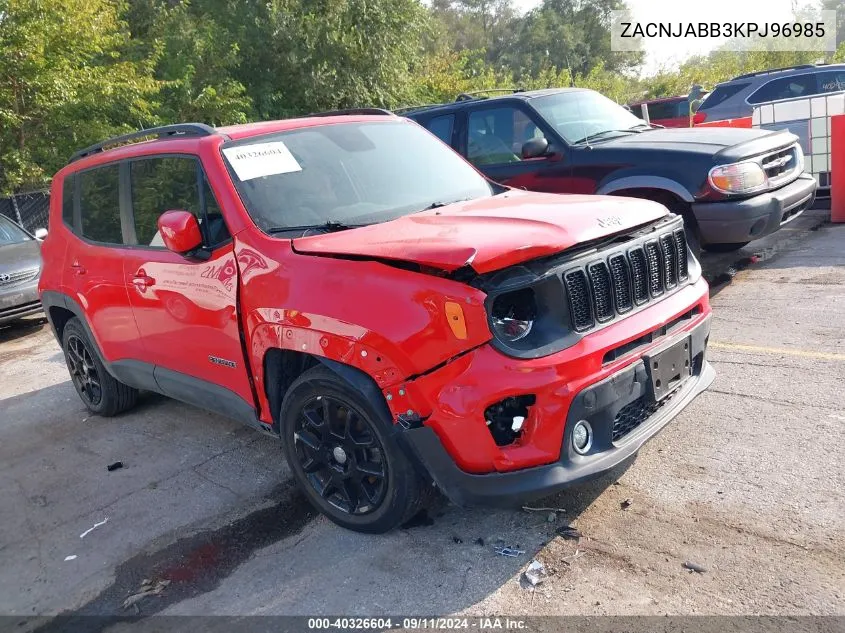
[
  {"left": 120, "top": 155, "right": 255, "bottom": 412},
  {"left": 63, "top": 163, "right": 145, "bottom": 365},
  {"left": 460, "top": 103, "right": 571, "bottom": 193}
]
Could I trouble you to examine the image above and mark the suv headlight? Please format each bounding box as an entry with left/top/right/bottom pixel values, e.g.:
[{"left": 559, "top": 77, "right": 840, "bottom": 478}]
[
  {"left": 491, "top": 288, "right": 536, "bottom": 342},
  {"left": 708, "top": 162, "right": 768, "bottom": 194}
]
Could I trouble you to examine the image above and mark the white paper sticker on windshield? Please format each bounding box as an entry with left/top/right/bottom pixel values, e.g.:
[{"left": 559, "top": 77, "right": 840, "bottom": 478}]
[{"left": 222, "top": 141, "right": 302, "bottom": 181}]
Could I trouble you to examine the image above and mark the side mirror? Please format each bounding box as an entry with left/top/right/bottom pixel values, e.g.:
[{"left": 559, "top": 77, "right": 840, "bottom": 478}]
[
  {"left": 157, "top": 210, "right": 203, "bottom": 255},
  {"left": 34, "top": 228, "right": 48, "bottom": 240},
  {"left": 522, "top": 137, "right": 550, "bottom": 159}
]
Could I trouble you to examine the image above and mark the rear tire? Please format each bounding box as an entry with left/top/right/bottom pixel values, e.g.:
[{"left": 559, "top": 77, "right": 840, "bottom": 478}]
[
  {"left": 279, "top": 365, "right": 425, "bottom": 533},
  {"left": 703, "top": 241, "right": 750, "bottom": 252},
  {"left": 62, "top": 318, "right": 138, "bottom": 416}
]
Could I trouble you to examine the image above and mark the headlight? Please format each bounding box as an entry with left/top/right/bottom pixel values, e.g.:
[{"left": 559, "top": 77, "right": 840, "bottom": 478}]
[
  {"left": 491, "top": 288, "right": 536, "bottom": 342},
  {"left": 795, "top": 144, "right": 805, "bottom": 173},
  {"left": 708, "top": 162, "right": 768, "bottom": 194}
]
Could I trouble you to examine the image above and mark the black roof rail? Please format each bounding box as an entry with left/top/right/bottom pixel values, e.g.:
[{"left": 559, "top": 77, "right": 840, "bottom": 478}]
[
  {"left": 394, "top": 103, "right": 444, "bottom": 115},
  {"left": 69, "top": 123, "right": 217, "bottom": 163},
  {"left": 306, "top": 108, "right": 394, "bottom": 117},
  {"left": 732, "top": 64, "right": 818, "bottom": 81},
  {"left": 455, "top": 88, "right": 523, "bottom": 102}
]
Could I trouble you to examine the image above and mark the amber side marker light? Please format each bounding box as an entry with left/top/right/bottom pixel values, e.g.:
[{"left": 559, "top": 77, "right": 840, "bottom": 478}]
[{"left": 445, "top": 301, "right": 468, "bottom": 340}]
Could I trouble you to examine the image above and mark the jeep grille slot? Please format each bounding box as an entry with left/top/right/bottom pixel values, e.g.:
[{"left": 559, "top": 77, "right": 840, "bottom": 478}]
[
  {"left": 608, "top": 255, "right": 633, "bottom": 314},
  {"left": 562, "top": 224, "right": 691, "bottom": 335},
  {"left": 644, "top": 241, "right": 664, "bottom": 297},
  {"left": 628, "top": 248, "right": 649, "bottom": 305},
  {"left": 564, "top": 270, "right": 594, "bottom": 332},
  {"left": 674, "top": 229, "right": 689, "bottom": 282},
  {"left": 660, "top": 234, "right": 678, "bottom": 289},
  {"left": 588, "top": 262, "right": 614, "bottom": 323}
]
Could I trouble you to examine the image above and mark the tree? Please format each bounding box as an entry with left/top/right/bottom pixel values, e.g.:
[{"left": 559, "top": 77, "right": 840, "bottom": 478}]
[
  {"left": 505, "top": 0, "right": 641, "bottom": 80},
  {"left": 123, "top": 0, "right": 253, "bottom": 126},
  {"left": 0, "top": 0, "right": 159, "bottom": 193}
]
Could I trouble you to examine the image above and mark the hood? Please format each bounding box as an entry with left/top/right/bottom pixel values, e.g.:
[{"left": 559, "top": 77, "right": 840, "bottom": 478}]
[
  {"left": 292, "top": 191, "right": 667, "bottom": 274},
  {"left": 598, "top": 127, "right": 797, "bottom": 161},
  {"left": 0, "top": 240, "right": 42, "bottom": 275}
]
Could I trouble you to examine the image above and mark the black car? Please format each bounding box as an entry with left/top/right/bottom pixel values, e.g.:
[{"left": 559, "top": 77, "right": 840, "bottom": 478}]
[{"left": 402, "top": 88, "right": 817, "bottom": 252}]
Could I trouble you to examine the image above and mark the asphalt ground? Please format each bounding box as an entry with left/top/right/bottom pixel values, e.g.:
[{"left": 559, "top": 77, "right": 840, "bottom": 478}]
[{"left": 0, "top": 209, "right": 841, "bottom": 627}]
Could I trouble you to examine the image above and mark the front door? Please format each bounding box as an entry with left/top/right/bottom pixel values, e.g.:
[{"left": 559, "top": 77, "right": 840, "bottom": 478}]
[
  {"left": 121, "top": 156, "right": 254, "bottom": 414},
  {"left": 462, "top": 104, "right": 571, "bottom": 193}
]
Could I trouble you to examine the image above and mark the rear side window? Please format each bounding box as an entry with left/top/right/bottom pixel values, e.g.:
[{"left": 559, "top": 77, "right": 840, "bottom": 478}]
[
  {"left": 79, "top": 165, "right": 122, "bottom": 244},
  {"left": 818, "top": 70, "right": 845, "bottom": 94},
  {"left": 699, "top": 83, "right": 751, "bottom": 110},
  {"left": 426, "top": 115, "right": 455, "bottom": 145},
  {"left": 748, "top": 74, "right": 817, "bottom": 104},
  {"left": 644, "top": 100, "right": 681, "bottom": 120}
]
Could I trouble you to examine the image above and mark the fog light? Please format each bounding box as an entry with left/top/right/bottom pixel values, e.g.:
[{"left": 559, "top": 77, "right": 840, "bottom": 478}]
[{"left": 572, "top": 420, "right": 593, "bottom": 455}]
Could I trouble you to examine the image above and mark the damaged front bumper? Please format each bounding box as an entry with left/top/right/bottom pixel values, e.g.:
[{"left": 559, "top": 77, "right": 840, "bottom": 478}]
[{"left": 392, "top": 282, "right": 714, "bottom": 507}]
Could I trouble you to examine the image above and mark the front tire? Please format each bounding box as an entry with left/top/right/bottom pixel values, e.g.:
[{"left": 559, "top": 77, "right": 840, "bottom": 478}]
[
  {"left": 62, "top": 318, "right": 138, "bottom": 416},
  {"left": 280, "top": 366, "right": 425, "bottom": 533}
]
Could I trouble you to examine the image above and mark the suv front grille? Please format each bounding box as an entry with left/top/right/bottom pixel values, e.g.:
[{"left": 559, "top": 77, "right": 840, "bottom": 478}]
[
  {"left": 565, "top": 227, "right": 690, "bottom": 334},
  {"left": 761, "top": 145, "right": 799, "bottom": 187},
  {"left": 0, "top": 267, "right": 39, "bottom": 287}
]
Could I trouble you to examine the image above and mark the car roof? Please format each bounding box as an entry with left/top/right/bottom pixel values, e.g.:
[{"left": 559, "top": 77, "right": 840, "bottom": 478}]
[
  {"left": 716, "top": 62, "right": 845, "bottom": 87},
  {"left": 629, "top": 95, "right": 687, "bottom": 106},
  {"left": 401, "top": 88, "right": 588, "bottom": 117},
  {"left": 64, "top": 110, "right": 402, "bottom": 167},
  {"left": 217, "top": 113, "right": 399, "bottom": 140}
]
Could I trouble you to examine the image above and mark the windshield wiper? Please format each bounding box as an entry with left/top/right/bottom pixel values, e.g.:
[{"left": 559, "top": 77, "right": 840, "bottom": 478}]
[
  {"left": 267, "top": 220, "right": 365, "bottom": 235},
  {"left": 572, "top": 128, "right": 644, "bottom": 145},
  {"left": 419, "top": 198, "right": 472, "bottom": 212}
]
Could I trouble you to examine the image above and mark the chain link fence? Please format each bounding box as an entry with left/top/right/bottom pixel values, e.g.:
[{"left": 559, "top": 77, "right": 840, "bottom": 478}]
[{"left": 0, "top": 191, "right": 50, "bottom": 234}]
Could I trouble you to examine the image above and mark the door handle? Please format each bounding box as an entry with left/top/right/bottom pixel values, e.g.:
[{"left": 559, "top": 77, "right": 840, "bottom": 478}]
[
  {"left": 132, "top": 269, "right": 156, "bottom": 290},
  {"left": 70, "top": 261, "right": 86, "bottom": 275}
]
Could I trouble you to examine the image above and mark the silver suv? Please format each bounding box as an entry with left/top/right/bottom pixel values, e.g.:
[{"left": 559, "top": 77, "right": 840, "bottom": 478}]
[{"left": 698, "top": 63, "right": 845, "bottom": 122}]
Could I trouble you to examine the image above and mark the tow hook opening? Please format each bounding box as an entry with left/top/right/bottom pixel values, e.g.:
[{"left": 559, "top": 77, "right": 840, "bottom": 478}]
[{"left": 484, "top": 395, "right": 536, "bottom": 446}]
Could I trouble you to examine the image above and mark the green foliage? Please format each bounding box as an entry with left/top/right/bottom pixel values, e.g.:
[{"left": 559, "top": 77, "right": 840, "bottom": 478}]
[
  {"left": 2, "top": 0, "right": 842, "bottom": 194},
  {"left": 0, "top": 0, "right": 159, "bottom": 194}
]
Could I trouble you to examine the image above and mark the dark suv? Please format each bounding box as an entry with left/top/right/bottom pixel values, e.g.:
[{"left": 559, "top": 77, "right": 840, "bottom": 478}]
[
  {"left": 698, "top": 63, "right": 845, "bottom": 122},
  {"left": 404, "top": 88, "right": 817, "bottom": 252}
]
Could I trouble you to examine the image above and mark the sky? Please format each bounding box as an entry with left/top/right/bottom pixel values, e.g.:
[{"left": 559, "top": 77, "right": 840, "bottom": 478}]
[{"left": 510, "top": 0, "right": 822, "bottom": 76}]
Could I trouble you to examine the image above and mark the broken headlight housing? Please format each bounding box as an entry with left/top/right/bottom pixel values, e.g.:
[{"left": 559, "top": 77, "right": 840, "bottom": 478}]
[
  {"left": 491, "top": 288, "right": 536, "bottom": 342},
  {"left": 485, "top": 275, "right": 575, "bottom": 358}
]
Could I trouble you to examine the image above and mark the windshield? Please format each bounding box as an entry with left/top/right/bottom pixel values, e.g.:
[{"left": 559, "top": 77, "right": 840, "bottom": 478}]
[
  {"left": 222, "top": 121, "right": 496, "bottom": 232},
  {"left": 531, "top": 91, "right": 646, "bottom": 144},
  {"left": 0, "top": 215, "right": 31, "bottom": 246}
]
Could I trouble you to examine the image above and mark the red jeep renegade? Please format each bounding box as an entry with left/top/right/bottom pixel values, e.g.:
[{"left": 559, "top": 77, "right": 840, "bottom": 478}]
[{"left": 39, "top": 110, "right": 715, "bottom": 532}]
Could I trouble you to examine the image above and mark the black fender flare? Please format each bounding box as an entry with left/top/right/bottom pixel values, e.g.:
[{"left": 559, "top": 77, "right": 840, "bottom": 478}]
[
  {"left": 595, "top": 175, "right": 694, "bottom": 203},
  {"left": 40, "top": 291, "right": 109, "bottom": 368},
  {"left": 314, "top": 357, "right": 394, "bottom": 423}
]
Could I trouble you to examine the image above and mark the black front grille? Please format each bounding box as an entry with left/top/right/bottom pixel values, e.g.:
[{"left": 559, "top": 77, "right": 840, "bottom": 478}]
[
  {"left": 608, "top": 255, "right": 632, "bottom": 314},
  {"left": 660, "top": 234, "right": 677, "bottom": 289},
  {"left": 588, "top": 263, "right": 613, "bottom": 322},
  {"left": 564, "top": 270, "right": 593, "bottom": 332},
  {"left": 629, "top": 248, "right": 649, "bottom": 305},
  {"left": 564, "top": 226, "right": 690, "bottom": 334},
  {"left": 612, "top": 390, "right": 677, "bottom": 442},
  {"left": 644, "top": 241, "right": 663, "bottom": 297},
  {"left": 674, "top": 230, "right": 688, "bottom": 282}
]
